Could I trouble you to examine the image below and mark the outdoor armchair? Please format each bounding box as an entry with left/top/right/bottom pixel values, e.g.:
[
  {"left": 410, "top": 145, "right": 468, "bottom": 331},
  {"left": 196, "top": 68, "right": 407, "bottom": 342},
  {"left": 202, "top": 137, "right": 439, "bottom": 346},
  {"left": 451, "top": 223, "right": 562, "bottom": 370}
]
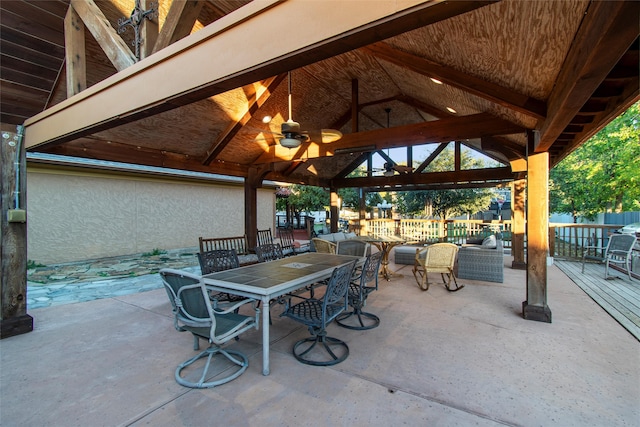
[
  {"left": 281, "top": 261, "right": 356, "bottom": 366},
  {"left": 582, "top": 233, "right": 636, "bottom": 281},
  {"left": 160, "top": 269, "right": 259, "bottom": 388},
  {"left": 312, "top": 238, "right": 337, "bottom": 254},
  {"left": 413, "top": 243, "right": 462, "bottom": 291}
]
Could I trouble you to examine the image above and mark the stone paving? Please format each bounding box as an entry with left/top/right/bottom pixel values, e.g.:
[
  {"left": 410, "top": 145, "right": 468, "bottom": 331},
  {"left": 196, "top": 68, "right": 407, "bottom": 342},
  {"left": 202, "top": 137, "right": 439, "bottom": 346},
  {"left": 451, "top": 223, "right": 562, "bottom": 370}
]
[{"left": 27, "top": 248, "right": 201, "bottom": 309}]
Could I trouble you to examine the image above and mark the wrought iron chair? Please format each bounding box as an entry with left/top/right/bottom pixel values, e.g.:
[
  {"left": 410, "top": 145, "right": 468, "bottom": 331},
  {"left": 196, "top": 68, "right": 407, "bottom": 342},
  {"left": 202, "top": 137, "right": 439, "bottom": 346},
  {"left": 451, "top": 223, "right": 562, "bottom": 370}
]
[
  {"left": 312, "top": 237, "right": 337, "bottom": 254},
  {"left": 412, "top": 243, "right": 462, "bottom": 291},
  {"left": 255, "top": 243, "right": 284, "bottom": 263},
  {"left": 257, "top": 228, "right": 274, "bottom": 248},
  {"left": 277, "top": 226, "right": 310, "bottom": 255},
  {"left": 336, "top": 239, "right": 370, "bottom": 257},
  {"left": 336, "top": 251, "right": 383, "bottom": 330},
  {"left": 281, "top": 260, "right": 356, "bottom": 366},
  {"left": 160, "top": 269, "right": 259, "bottom": 388},
  {"left": 197, "top": 249, "right": 245, "bottom": 305},
  {"left": 582, "top": 233, "right": 636, "bottom": 280}
]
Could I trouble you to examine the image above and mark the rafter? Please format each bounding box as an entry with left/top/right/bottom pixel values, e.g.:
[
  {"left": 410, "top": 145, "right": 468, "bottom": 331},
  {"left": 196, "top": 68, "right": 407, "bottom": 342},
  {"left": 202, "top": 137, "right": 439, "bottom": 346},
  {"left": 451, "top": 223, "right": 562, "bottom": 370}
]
[
  {"left": 362, "top": 42, "right": 546, "bottom": 120},
  {"left": 202, "top": 74, "right": 286, "bottom": 165},
  {"left": 69, "top": 0, "right": 135, "bottom": 71},
  {"left": 152, "top": 0, "right": 204, "bottom": 54},
  {"left": 537, "top": 0, "right": 640, "bottom": 152},
  {"left": 415, "top": 143, "right": 447, "bottom": 173}
]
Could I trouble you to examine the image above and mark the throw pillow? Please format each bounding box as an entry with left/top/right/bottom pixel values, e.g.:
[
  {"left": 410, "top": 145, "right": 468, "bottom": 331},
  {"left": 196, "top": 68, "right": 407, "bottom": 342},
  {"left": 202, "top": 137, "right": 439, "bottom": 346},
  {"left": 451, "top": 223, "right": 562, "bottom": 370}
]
[{"left": 481, "top": 235, "right": 497, "bottom": 249}]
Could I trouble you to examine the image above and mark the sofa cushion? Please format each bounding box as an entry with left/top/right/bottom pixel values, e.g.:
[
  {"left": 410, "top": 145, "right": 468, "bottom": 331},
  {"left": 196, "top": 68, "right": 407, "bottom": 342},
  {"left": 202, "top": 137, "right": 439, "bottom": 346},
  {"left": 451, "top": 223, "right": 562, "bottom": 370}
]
[{"left": 481, "top": 235, "right": 497, "bottom": 249}]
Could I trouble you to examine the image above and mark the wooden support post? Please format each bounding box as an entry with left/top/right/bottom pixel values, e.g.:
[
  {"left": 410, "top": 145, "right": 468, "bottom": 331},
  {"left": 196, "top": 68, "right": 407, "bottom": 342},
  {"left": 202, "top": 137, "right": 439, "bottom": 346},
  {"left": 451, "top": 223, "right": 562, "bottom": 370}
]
[
  {"left": 330, "top": 189, "right": 339, "bottom": 233},
  {"left": 64, "top": 4, "right": 86, "bottom": 97},
  {"left": 523, "top": 151, "right": 552, "bottom": 323},
  {"left": 511, "top": 178, "right": 526, "bottom": 269},
  {"left": 1, "top": 127, "right": 33, "bottom": 338},
  {"left": 245, "top": 168, "right": 261, "bottom": 253}
]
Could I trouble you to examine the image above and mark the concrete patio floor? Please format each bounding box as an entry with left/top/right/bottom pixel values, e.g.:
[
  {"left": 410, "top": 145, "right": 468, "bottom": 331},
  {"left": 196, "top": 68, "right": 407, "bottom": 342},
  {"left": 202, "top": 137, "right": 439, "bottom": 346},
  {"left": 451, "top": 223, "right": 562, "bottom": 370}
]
[{"left": 2, "top": 257, "right": 639, "bottom": 426}]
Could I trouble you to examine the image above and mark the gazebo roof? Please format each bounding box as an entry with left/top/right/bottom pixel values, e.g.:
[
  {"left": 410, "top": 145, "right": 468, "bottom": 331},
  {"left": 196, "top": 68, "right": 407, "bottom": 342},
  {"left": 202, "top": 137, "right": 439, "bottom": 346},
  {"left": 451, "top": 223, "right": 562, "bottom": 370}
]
[{"left": 2, "top": 0, "right": 638, "bottom": 190}]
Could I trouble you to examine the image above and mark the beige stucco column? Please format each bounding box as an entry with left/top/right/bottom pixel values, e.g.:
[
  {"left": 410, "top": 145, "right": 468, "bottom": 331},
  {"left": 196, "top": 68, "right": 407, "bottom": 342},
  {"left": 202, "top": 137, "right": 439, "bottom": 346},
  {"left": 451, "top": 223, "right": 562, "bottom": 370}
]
[
  {"left": 511, "top": 178, "right": 526, "bottom": 269},
  {"left": 1, "top": 127, "right": 33, "bottom": 338},
  {"left": 523, "top": 152, "right": 552, "bottom": 322}
]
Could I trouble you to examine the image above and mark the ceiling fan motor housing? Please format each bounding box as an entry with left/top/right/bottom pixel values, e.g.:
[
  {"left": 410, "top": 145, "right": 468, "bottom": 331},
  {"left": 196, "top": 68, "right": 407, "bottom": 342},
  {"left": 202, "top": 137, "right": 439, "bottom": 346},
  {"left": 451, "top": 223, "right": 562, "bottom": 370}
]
[{"left": 281, "top": 120, "right": 301, "bottom": 133}]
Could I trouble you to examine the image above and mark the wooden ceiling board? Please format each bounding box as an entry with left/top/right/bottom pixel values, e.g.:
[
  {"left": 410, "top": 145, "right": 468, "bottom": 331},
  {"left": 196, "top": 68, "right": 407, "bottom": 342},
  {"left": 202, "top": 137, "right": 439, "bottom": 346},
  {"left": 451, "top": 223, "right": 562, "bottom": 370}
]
[{"left": 390, "top": 0, "right": 590, "bottom": 100}]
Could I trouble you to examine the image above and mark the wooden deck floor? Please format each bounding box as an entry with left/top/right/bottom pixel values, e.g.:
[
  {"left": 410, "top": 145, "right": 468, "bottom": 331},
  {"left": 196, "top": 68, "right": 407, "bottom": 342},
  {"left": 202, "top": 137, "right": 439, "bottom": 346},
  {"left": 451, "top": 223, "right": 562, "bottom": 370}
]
[{"left": 556, "top": 260, "right": 640, "bottom": 341}]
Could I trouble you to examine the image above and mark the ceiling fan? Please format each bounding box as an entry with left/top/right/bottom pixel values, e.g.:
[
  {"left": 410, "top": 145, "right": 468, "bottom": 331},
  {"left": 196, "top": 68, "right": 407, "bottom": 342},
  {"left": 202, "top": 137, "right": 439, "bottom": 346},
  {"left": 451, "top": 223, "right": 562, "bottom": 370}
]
[
  {"left": 374, "top": 162, "right": 414, "bottom": 177},
  {"left": 261, "top": 71, "right": 342, "bottom": 148}
]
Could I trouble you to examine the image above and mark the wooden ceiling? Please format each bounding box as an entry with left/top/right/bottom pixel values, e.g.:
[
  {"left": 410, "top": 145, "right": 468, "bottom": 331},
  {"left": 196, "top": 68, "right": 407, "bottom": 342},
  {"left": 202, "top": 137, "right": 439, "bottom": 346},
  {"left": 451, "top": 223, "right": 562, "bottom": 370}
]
[{"left": 2, "top": 0, "right": 638, "bottom": 191}]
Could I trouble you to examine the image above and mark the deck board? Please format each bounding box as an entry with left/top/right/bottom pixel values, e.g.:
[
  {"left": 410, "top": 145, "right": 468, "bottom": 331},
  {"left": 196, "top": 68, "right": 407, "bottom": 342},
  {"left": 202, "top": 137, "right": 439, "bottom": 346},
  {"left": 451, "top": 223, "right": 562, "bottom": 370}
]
[{"left": 556, "top": 260, "right": 640, "bottom": 341}]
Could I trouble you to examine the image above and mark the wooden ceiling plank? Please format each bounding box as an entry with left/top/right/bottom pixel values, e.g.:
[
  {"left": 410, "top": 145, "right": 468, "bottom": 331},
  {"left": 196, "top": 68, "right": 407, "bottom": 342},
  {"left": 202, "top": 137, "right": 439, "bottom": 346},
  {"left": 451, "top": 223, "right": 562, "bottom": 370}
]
[
  {"left": 362, "top": 42, "right": 546, "bottom": 119},
  {"left": 64, "top": 5, "right": 86, "bottom": 97},
  {"left": 152, "top": 0, "right": 204, "bottom": 54},
  {"left": 536, "top": 0, "right": 640, "bottom": 152},
  {"left": 24, "top": 0, "right": 494, "bottom": 150},
  {"left": 254, "top": 112, "right": 524, "bottom": 164},
  {"left": 69, "top": 0, "right": 136, "bottom": 72},
  {"left": 202, "top": 74, "right": 286, "bottom": 165}
]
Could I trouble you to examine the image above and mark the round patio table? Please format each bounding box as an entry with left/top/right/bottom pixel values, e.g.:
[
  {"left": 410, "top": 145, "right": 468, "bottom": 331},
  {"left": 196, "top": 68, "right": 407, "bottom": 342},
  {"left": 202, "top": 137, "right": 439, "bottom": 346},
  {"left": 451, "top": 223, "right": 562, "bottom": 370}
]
[{"left": 358, "top": 235, "right": 406, "bottom": 280}]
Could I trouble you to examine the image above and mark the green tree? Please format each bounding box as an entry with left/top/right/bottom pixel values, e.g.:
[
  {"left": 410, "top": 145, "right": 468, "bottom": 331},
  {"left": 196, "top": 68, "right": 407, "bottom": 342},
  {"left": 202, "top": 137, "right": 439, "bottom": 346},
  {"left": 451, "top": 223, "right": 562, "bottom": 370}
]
[
  {"left": 550, "top": 102, "right": 640, "bottom": 221},
  {"left": 276, "top": 185, "right": 328, "bottom": 224},
  {"left": 396, "top": 146, "right": 495, "bottom": 218}
]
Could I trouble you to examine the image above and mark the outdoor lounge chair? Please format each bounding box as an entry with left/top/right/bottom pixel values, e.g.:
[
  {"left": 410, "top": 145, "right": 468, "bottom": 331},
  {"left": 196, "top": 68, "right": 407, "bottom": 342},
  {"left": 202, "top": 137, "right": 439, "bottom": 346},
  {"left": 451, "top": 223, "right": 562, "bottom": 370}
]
[
  {"left": 336, "top": 251, "right": 383, "bottom": 330},
  {"left": 160, "top": 269, "right": 259, "bottom": 388},
  {"left": 413, "top": 243, "right": 462, "bottom": 291},
  {"left": 281, "top": 261, "right": 356, "bottom": 366},
  {"left": 582, "top": 233, "right": 636, "bottom": 280}
]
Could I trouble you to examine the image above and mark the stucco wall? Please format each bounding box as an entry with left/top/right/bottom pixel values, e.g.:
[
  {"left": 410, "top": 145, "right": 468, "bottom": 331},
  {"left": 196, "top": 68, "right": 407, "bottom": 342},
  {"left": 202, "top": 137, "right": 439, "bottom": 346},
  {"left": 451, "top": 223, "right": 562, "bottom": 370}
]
[{"left": 26, "top": 166, "right": 275, "bottom": 264}]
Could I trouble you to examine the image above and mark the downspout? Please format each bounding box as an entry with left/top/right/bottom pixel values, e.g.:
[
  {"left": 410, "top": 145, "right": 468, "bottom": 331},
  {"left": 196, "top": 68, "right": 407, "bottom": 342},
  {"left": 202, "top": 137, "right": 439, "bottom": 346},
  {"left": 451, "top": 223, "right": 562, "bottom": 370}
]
[{"left": 14, "top": 124, "right": 25, "bottom": 209}]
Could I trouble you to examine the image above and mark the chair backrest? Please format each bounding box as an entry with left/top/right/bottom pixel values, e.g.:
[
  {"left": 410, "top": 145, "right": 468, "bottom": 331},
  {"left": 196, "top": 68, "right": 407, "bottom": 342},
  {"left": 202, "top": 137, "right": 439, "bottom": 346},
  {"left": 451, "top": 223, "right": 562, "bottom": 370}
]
[
  {"left": 277, "top": 227, "right": 296, "bottom": 251},
  {"left": 256, "top": 243, "right": 284, "bottom": 262},
  {"left": 322, "top": 261, "right": 357, "bottom": 321},
  {"left": 257, "top": 228, "right": 274, "bottom": 247},
  {"left": 360, "top": 251, "right": 383, "bottom": 290},
  {"left": 416, "top": 243, "right": 458, "bottom": 269},
  {"left": 607, "top": 233, "right": 636, "bottom": 254},
  {"left": 160, "top": 269, "right": 212, "bottom": 330},
  {"left": 336, "top": 239, "right": 370, "bottom": 257},
  {"left": 312, "top": 238, "right": 337, "bottom": 254},
  {"left": 198, "top": 249, "right": 240, "bottom": 274}
]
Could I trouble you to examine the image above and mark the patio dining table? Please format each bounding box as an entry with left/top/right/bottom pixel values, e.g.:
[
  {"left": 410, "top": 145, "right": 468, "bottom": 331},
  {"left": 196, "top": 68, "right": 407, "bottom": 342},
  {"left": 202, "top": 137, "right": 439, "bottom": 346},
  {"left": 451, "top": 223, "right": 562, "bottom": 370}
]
[{"left": 202, "top": 252, "right": 363, "bottom": 375}]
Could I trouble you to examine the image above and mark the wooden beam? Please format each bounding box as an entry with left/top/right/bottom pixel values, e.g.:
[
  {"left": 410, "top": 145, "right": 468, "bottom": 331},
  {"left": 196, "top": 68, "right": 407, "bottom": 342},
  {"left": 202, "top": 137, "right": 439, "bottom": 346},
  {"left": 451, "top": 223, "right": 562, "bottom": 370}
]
[
  {"left": 69, "top": 0, "right": 136, "bottom": 71},
  {"left": 415, "top": 143, "right": 447, "bottom": 173},
  {"left": 24, "top": 0, "right": 495, "bottom": 149},
  {"left": 331, "top": 167, "right": 515, "bottom": 188},
  {"left": 536, "top": 0, "right": 640, "bottom": 152},
  {"left": 42, "top": 139, "right": 248, "bottom": 177},
  {"left": 152, "top": 0, "right": 204, "bottom": 54},
  {"left": 202, "top": 74, "right": 286, "bottom": 165},
  {"left": 64, "top": 5, "right": 86, "bottom": 97},
  {"left": 363, "top": 42, "right": 546, "bottom": 119},
  {"left": 140, "top": 0, "right": 159, "bottom": 60},
  {"left": 255, "top": 113, "right": 525, "bottom": 164},
  {"left": 481, "top": 136, "right": 526, "bottom": 160}
]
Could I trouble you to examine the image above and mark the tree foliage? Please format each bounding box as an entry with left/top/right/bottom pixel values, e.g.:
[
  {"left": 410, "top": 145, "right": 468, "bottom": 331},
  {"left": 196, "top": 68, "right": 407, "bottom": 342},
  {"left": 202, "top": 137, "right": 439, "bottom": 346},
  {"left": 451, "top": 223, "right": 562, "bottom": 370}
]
[
  {"left": 550, "top": 102, "right": 640, "bottom": 221},
  {"left": 396, "top": 146, "right": 495, "bottom": 219}
]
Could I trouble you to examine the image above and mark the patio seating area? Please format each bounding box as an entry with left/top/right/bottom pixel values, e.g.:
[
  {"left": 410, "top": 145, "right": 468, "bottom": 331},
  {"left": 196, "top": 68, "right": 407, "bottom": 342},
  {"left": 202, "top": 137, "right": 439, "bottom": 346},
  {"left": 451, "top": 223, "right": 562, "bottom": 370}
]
[{"left": 3, "top": 256, "right": 639, "bottom": 426}]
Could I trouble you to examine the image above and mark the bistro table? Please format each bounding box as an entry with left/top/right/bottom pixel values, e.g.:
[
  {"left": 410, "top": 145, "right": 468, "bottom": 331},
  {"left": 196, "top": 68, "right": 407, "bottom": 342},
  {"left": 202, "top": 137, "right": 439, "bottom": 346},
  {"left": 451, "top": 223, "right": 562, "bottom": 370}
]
[
  {"left": 202, "top": 252, "right": 363, "bottom": 375},
  {"left": 357, "top": 234, "right": 406, "bottom": 280}
]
